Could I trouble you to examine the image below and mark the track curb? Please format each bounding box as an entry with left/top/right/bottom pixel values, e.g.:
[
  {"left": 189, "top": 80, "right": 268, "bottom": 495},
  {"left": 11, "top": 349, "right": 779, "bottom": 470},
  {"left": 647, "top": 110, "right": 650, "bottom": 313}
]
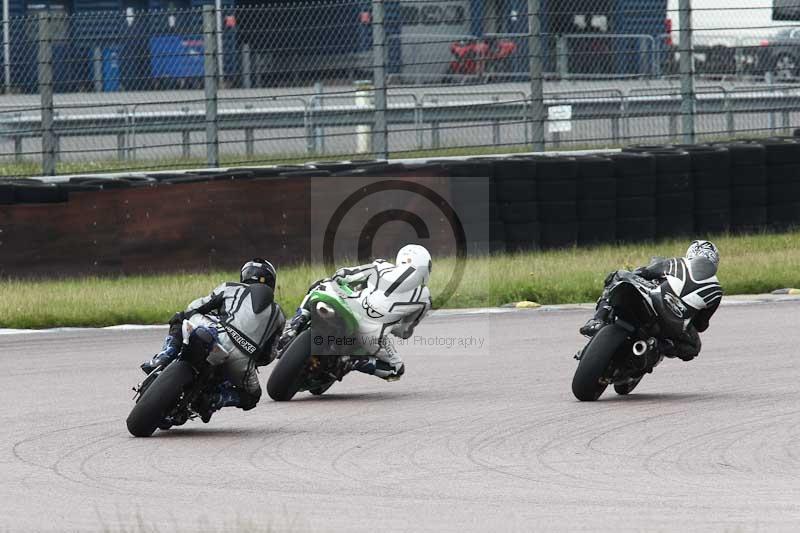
[{"left": 2, "top": 293, "right": 799, "bottom": 334}]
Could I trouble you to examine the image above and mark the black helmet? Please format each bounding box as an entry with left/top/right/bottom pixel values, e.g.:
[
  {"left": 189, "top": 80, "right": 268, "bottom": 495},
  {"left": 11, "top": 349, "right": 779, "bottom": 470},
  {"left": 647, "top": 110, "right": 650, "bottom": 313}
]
[{"left": 240, "top": 258, "right": 276, "bottom": 289}]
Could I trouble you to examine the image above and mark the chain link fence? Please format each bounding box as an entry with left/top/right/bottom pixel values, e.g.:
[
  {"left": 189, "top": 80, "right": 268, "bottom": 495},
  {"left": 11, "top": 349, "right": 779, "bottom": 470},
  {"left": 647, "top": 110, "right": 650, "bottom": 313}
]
[{"left": 2, "top": 0, "right": 800, "bottom": 176}]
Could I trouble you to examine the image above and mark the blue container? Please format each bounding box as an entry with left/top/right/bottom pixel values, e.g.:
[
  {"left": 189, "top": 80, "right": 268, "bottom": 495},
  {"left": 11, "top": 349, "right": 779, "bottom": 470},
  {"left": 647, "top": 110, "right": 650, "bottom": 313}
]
[
  {"left": 612, "top": 0, "right": 668, "bottom": 75},
  {"left": 149, "top": 34, "right": 204, "bottom": 80},
  {"left": 102, "top": 46, "right": 121, "bottom": 92}
]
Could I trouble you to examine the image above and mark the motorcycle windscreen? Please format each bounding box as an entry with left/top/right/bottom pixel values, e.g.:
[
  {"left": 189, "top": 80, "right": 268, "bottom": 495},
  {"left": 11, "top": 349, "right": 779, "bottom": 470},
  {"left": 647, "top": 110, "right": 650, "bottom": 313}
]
[{"left": 608, "top": 281, "right": 655, "bottom": 326}]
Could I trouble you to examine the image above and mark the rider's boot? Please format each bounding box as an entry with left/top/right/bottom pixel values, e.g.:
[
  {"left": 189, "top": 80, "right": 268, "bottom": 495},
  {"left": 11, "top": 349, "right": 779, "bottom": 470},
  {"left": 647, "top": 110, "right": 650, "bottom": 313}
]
[
  {"left": 141, "top": 322, "right": 182, "bottom": 374},
  {"left": 276, "top": 308, "right": 311, "bottom": 353},
  {"left": 579, "top": 298, "right": 612, "bottom": 337},
  {"left": 141, "top": 313, "right": 187, "bottom": 374},
  {"left": 660, "top": 339, "right": 697, "bottom": 362},
  {"left": 350, "top": 357, "right": 405, "bottom": 381},
  {"left": 352, "top": 338, "right": 405, "bottom": 381},
  {"left": 195, "top": 382, "right": 241, "bottom": 423}
]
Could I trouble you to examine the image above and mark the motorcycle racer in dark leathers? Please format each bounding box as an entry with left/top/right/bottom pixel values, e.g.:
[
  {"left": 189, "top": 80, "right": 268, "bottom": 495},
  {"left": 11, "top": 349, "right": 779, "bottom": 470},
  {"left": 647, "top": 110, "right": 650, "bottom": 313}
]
[
  {"left": 140, "top": 259, "right": 285, "bottom": 419},
  {"left": 579, "top": 240, "right": 722, "bottom": 361}
]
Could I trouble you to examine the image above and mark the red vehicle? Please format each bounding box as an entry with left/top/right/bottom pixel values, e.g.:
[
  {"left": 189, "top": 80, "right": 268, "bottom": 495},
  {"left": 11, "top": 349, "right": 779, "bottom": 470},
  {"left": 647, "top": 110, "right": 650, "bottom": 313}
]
[{"left": 447, "top": 37, "right": 517, "bottom": 80}]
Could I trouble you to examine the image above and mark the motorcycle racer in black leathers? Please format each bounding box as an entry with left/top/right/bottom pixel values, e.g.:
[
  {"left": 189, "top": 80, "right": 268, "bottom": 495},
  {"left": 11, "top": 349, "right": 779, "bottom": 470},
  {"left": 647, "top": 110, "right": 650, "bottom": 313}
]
[
  {"left": 579, "top": 240, "right": 722, "bottom": 361},
  {"left": 140, "top": 259, "right": 286, "bottom": 419}
]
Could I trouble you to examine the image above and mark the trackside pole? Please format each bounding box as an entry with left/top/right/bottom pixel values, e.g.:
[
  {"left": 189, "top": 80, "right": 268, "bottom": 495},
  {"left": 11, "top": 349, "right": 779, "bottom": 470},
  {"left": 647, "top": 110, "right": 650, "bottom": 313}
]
[
  {"left": 203, "top": 5, "right": 220, "bottom": 168},
  {"left": 679, "top": 0, "right": 695, "bottom": 144},
  {"left": 528, "top": 0, "right": 545, "bottom": 152}
]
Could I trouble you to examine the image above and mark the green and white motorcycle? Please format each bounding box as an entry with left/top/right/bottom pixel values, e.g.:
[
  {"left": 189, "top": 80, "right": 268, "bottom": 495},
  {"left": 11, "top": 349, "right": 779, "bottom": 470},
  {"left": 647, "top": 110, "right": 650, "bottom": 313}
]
[{"left": 266, "top": 279, "right": 373, "bottom": 401}]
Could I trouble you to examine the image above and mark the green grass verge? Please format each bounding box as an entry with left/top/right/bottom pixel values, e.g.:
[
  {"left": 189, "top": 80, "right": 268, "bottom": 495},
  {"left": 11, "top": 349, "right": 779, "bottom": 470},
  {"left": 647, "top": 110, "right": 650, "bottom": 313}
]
[{"left": 3, "top": 230, "right": 800, "bottom": 329}]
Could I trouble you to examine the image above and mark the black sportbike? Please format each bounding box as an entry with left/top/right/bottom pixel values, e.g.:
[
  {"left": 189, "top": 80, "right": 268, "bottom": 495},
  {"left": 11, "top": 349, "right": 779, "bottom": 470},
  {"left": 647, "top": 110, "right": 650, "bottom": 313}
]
[
  {"left": 126, "top": 321, "right": 231, "bottom": 437},
  {"left": 571, "top": 270, "right": 691, "bottom": 401}
]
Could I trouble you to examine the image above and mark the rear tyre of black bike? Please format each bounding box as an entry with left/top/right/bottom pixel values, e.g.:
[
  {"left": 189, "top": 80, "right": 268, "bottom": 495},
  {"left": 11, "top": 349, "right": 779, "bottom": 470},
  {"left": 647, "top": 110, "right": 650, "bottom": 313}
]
[
  {"left": 572, "top": 324, "right": 628, "bottom": 401},
  {"left": 126, "top": 361, "right": 194, "bottom": 437}
]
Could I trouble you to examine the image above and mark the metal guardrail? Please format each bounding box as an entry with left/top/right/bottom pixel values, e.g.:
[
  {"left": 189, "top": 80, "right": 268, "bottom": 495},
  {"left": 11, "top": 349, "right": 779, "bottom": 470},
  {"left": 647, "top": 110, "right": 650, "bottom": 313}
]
[{"left": 2, "top": 87, "right": 800, "bottom": 162}]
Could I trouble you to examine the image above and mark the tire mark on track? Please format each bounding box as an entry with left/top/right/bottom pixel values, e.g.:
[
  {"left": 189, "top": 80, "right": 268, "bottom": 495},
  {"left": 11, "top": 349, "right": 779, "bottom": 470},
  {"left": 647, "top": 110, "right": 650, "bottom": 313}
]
[{"left": 11, "top": 418, "right": 142, "bottom": 495}]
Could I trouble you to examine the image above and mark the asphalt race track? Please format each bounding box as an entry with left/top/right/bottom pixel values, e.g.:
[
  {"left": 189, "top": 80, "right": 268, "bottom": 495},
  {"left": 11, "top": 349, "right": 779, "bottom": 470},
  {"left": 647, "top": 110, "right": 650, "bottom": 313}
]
[{"left": 2, "top": 300, "right": 799, "bottom": 532}]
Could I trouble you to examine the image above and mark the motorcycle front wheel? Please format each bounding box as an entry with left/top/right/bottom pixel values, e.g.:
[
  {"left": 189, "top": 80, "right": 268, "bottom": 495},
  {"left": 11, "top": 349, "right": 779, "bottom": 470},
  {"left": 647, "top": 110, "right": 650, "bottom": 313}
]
[{"left": 126, "top": 361, "right": 194, "bottom": 437}]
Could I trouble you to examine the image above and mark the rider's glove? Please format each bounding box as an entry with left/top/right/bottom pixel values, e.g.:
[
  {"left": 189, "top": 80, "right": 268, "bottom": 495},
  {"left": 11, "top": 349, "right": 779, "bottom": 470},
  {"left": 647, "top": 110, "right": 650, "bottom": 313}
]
[
  {"left": 277, "top": 309, "right": 310, "bottom": 353},
  {"left": 290, "top": 308, "right": 310, "bottom": 329},
  {"left": 308, "top": 278, "right": 329, "bottom": 293},
  {"left": 168, "top": 311, "right": 186, "bottom": 326},
  {"left": 390, "top": 322, "right": 414, "bottom": 340}
]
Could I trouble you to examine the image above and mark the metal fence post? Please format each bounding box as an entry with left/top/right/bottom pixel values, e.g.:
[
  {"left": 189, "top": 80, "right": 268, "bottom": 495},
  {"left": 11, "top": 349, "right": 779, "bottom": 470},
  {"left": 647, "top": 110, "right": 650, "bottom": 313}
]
[
  {"left": 93, "top": 47, "right": 103, "bottom": 93},
  {"left": 371, "top": 0, "right": 388, "bottom": 159},
  {"left": 430, "top": 98, "right": 440, "bottom": 150},
  {"left": 244, "top": 106, "right": 255, "bottom": 158},
  {"left": 38, "top": 11, "right": 55, "bottom": 176},
  {"left": 355, "top": 80, "right": 373, "bottom": 154},
  {"left": 556, "top": 35, "right": 568, "bottom": 80},
  {"left": 528, "top": 0, "right": 545, "bottom": 152},
  {"left": 3, "top": 0, "right": 9, "bottom": 93},
  {"left": 203, "top": 5, "right": 219, "bottom": 168},
  {"left": 241, "top": 43, "right": 252, "bottom": 90},
  {"left": 313, "top": 81, "right": 325, "bottom": 155},
  {"left": 678, "top": 0, "right": 695, "bottom": 144}
]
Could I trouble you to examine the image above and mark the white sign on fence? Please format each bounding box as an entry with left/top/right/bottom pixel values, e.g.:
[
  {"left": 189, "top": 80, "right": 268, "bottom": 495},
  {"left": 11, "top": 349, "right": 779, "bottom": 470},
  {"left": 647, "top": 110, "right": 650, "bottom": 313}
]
[{"left": 548, "top": 105, "right": 573, "bottom": 133}]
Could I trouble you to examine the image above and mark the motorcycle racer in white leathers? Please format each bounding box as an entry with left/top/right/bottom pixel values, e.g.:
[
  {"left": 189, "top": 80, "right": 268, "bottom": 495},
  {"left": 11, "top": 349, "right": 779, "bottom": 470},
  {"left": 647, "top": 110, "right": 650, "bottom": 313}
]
[{"left": 278, "top": 244, "right": 433, "bottom": 380}]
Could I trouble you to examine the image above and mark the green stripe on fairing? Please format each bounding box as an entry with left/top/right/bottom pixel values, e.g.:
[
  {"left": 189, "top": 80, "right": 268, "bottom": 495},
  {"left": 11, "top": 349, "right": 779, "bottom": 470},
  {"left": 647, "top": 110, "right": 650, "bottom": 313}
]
[{"left": 308, "top": 290, "right": 360, "bottom": 334}]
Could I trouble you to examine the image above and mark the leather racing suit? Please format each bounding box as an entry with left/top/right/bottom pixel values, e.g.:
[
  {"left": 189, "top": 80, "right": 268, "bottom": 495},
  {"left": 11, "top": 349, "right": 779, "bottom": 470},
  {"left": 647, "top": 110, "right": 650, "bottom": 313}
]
[
  {"left": 171, "top": 281, "right": 285, "bottom": 409},
  {"left": 293, "top": 259, "right": 432, "bottom": 380},
  {"left": 589, "top": 256, "right": 722, "bottom": 360}
]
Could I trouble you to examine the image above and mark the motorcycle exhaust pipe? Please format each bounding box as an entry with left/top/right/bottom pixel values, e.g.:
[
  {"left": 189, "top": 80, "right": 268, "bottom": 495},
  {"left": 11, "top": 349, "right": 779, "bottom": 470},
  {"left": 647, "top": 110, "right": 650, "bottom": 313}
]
[
  {"left": 632, "top": 340, "right": 649, "bottom": 357},
  {"left": 315, "top": 301, "right": 336, "bottom": 320}
]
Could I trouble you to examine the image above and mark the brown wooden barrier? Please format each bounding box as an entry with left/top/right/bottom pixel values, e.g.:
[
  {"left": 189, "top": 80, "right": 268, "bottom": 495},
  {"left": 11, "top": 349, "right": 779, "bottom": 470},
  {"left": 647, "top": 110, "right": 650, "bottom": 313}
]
[{"left": 0, "top": 175, "right": 458, "bottom": 278}]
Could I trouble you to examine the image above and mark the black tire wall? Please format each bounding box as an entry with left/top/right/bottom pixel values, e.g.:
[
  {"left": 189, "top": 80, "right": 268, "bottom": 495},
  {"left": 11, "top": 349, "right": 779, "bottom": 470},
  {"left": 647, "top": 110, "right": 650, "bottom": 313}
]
[
  {"left": 531, "top": 156, "right": 578, "bottom": 248},
  {"left": 623, "top": 147, "right": 694, "bottom": 238},
  {"left": 760, "top": 139, "right": 800, "bottom": 230},
  {"left": 576, "top": 156, "right": 616, "bottom": 245},
  {"left": 676, "top": 145, "right": 732, "bottom": 235},
  {"left": 2, "top": 143, "right": 791, "bottom": 280},
  {"left": 716, "top": 142, "right": 768, "bottom": 232},
  {"left": 608, "top": 152, "right": 657, "bottom": 242},
  {"left": 491, "top": 158, "right": 538, "bottom": 251}
]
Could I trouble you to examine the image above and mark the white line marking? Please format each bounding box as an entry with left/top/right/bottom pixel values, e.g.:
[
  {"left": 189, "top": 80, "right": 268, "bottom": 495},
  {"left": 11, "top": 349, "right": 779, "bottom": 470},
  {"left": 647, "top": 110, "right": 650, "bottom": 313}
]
[{"left": 1, "top": 294, "right": 798, "bottom": 335}]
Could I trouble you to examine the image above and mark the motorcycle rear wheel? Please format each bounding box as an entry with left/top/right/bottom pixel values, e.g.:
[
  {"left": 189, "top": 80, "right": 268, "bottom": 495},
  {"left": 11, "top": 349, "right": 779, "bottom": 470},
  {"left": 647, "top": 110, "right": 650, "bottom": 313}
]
[
  {"left": 572, "top": 324, "right": 628, "bottom": 401},
  {"left": 126, "top": 361, "right": 194, "bottom": 437},
  {"left": 267, "top": 329, "right": 312, "bottom": 401}
]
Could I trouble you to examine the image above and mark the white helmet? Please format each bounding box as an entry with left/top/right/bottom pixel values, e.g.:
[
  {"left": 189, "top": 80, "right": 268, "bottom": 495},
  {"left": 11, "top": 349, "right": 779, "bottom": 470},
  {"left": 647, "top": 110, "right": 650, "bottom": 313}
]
[
  {"left": 686, "top": 240, "right": 720, "bottom": 267},
  {"left": 395, "top": 244, "right": 432, "bottom": 286}
]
